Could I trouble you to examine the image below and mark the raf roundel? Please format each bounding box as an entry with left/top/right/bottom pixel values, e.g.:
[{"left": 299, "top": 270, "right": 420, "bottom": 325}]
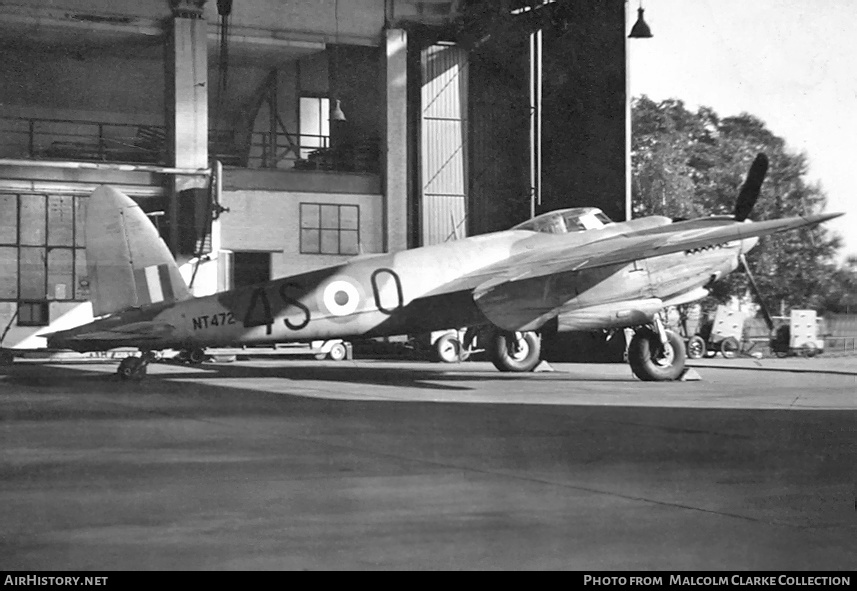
[{"left": 322, "top": 279, "right": 361, "bottom": 317}]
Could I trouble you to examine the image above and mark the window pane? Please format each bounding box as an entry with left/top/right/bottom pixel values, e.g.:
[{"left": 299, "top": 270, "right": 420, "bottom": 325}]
[
  {"left": 340, "top": 230, "right": 359, "bottom": 255},
  {"left": 300, "top": 97, "right": 323, "bottom": 157},
  {"left": 320, "top": 229, "right": 338, "bottom": 254},
  {"left": 0, "top": 246, "right": 17, "bottom": 299},
  {"left": 18, "top": 302, "right": 48, "bottom": 327},
  {"left": 319, "top": 98, "right": 330, "bottom": 138},
  {"left": 75, "top": 197, "right": 88, "bottom": 247},
  {"left": 0, "top": 195, "right": 16, "bottom": 244},
  {"left": 300, "top": 203, "right": 319, "bottom": 229},
  {"left": 340, "top": 205, "right": 358, "bottom": 230},
  {"left": 19, "top": 246, "right": 46, "bottom": 299},
  {"left": 300, "top": 228, "right": 320, "bottom": 253},
  {"left": 20, "top": 195, "right": 46, "bottom": 246},
  {"left": 48, "top": 195, "right": 74, "bottom": 246},
  {"left": 75, "top": 248, "right": 90, "bottom": 300},
  {"left": 47, "top": 248, "right": 74, "bottom": 300},
  {"left": 320, "top": 205, "right": 338, "bottom": 229}
]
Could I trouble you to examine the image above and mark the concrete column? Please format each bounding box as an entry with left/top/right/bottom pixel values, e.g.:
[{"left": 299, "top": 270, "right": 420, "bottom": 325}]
[
  {"left": 383, "top": 28, "right": 409, "bottom": 253},
  {"left": 166, "top": 14, "right": 209, "bottom": 256},
  {"left": 166, "top": 7, "right": 214, "bottom": 296}
]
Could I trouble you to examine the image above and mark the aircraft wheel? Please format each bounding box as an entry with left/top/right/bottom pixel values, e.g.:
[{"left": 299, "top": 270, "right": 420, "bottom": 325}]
[
  {"left": 720, "top": 337, "right": 740, "bottom": 359},
  {"left": 434, "top": 333, "right": 462, "bottom": 363},
  {"left": 489, "top": 331, "right": 541, "bottom": 372},
  {"left": 685, "top": 336, "right": 707, "bottom": 360},
  {"left": 328, "top": 342, "right": 348, "bottom": 361},
  {"left": 118, "top": 356, "right": 146, "bottom": 381},
  {"left": 188, "top": 348, "right": 207, "bottom": 365},
  {"left": 628, "top": 328, "right": 686, "bottom": 382}
]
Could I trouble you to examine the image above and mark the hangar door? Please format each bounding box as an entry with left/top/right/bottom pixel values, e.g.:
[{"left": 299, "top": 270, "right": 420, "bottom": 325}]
[{"left": 420, "top": 43, "right": 468, "bottom": 246}]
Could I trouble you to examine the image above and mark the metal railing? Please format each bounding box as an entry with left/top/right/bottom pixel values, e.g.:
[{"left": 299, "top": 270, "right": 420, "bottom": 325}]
[
  {"left": 0, "top": 115, "right": 380, "bottom": 173},
  {"left": 245, "top": 129, "right": 379, "bottom": 173},
  {"left": 0, "top": 115, "right": 166, "bottom": 164}
]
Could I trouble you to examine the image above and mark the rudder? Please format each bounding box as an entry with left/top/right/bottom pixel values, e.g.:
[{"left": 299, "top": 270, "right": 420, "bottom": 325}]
[{"left": 85, "top": 186, "right": 192, "bottom": 316}]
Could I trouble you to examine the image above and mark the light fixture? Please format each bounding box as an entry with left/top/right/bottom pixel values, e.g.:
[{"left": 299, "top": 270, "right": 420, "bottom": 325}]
[
  {"left": 330, "top": 99, "right": 346, "bottom": 121},
  {"left": 629, "top": 4, "right": 653, "bottom": 38},
  {"left": 330, "top": 0, "right": 347, "bottom": 121}
]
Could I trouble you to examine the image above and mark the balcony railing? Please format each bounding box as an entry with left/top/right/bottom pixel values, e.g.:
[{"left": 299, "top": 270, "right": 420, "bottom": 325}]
[
  {"left": 247, "top": 129, "right": 379, "bottom": 173},
  {"left": 0, "top": 116, "right": 380, "bottom": 173},
  {"left": 0, "top": 116, "right": 166, "bottom": 164}
]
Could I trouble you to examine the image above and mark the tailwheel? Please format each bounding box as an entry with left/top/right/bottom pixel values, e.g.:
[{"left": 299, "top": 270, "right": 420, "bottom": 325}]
[
  {"left": 489, "top": 330, "right": 541, "bottom": 372},
  {"left": 118, "top": 356, "right": 147, "bottom": 381},
  {"left": 117, "top": 351, "right": 156, "bottom": 381},
  {"left": 628, "top": 328, "right": 686, "bottom": 381}
]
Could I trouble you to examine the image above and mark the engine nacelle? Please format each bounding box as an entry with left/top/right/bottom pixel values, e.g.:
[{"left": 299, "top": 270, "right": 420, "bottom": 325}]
[{"left": 556, "top": 298, "right": 664, "bottom": 332}]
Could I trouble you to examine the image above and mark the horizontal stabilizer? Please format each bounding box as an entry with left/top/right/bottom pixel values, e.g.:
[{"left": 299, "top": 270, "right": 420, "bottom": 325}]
[{"left": 86, "top": 186, "right": 192, "bottom": 317}]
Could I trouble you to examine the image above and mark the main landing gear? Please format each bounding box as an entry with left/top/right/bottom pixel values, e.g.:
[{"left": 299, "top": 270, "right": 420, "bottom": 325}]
[
  {"left": 117, "top": 351, "right": 158, "bottom": 381},
  {"left": 627, "top": 317, "right": 686, "bottom": 381},
  {"left": 488, "top": 330, "right": 542, "bottom": 373}
]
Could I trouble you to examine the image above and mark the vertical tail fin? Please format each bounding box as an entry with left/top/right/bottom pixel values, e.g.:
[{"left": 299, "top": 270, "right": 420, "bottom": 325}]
[{"left": 86, "top": 186, "right": 192, "bottom": 317}]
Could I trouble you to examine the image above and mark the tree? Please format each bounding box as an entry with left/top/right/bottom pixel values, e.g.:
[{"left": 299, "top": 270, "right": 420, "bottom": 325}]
[{"left": 631, "top": 96, "right": 844, "bottom": 315}]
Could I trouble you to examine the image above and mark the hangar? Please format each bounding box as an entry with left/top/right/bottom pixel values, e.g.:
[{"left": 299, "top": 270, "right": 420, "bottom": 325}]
[{"left": 0, "top": 0, "right": 632, "bottom": 350}]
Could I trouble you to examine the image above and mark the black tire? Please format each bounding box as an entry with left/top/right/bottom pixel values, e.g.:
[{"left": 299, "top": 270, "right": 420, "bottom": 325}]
[
  {"left": 489, "top": 331, "right": 541, "bottom": 373},
  {"left": 188, "top": 348, "right": 206, "bottom": 364},
  {"left": 328, "top": 342, "right": 348, "bottom": 361},
  {"left": 118, "top": 356, "right": 146, "bottom": 381},
  {"left": 686, "top": 335, "right": 707, "bottom": 360},
  {"left": 801, "top": 343, "right": 818, "bottom": 358},
  {"left": 628, "top": 328, "right": 686, "bottom": 382},
  {"left": 0, "top": 349, "right": 13, "bottom": 366},
  {"left": 434, "top": 333, "right": 462, "bottom": 363},
  {"left": 720, "top": 337, "right": 740, "bottom": 359}
]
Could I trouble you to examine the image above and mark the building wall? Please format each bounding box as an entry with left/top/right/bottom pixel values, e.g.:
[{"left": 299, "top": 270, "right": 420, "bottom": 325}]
[
  {"left": 540, "top": 0, "right": 627, "bottom": 222},
  {"left": 467, "top": 33, "right": 530, "bottom": 235},
  {"left": 219, "top": 189, "right": 383, "bottom": 278}
]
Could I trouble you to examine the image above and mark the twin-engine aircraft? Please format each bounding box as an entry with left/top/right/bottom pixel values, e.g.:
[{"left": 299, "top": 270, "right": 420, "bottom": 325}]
[{"left": 45, "top": 153, "right": 841, "bottom": 381}]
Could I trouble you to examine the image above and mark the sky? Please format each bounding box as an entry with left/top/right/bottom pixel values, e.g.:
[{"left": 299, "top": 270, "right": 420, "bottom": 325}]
[{"left": 628, "top": 0, "right": 856, "bottom": 262}]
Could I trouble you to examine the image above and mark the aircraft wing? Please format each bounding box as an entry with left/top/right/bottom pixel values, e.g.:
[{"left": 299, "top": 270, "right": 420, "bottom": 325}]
[{"left": 472, "top": 213, "right": 842, "bottom": 331}]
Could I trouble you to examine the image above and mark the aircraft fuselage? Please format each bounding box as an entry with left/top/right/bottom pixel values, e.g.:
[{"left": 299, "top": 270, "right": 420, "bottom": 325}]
[{"left": 48, "top": 216, "right": 754, "bottom": 352}]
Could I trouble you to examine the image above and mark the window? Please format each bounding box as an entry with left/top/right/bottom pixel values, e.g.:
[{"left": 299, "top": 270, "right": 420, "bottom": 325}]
[
  {"left": 299, "top": 96, "right": 330, "bottom": 159},
  {"left": 0, "top": 194, "right": 90, "bottom": 326},
  {"left": 17, "top": 302, "right": 49, "bottom": 327},
  {"left": 300, "top": 203, "right": 360, "bottom": 255}
]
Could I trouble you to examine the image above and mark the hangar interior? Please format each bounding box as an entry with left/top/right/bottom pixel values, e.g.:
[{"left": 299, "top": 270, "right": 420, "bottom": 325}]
[{"left": 0, "top": 0, "right": 629, "bottom": 349}]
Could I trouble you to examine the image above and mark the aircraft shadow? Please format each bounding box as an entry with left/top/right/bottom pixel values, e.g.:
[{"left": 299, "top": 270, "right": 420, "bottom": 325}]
[{"left": 1, "top": 358, "right": 637, "bottom": 393}]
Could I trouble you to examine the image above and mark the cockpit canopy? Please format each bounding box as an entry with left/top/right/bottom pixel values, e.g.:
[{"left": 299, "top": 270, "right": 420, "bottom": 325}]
[{"left": 512, "top": 207, "right": 614, "bottom": 234}]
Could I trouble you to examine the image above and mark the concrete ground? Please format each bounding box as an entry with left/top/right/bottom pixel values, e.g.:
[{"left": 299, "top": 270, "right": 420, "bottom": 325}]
[{"left": 0, "top": 358, "right": 855, "bottom": 571}]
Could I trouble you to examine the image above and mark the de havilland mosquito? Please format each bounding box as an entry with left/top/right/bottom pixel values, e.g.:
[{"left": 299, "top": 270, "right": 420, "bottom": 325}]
[{"left": 44, "top": 154, "right": 842, "bottom": 381}]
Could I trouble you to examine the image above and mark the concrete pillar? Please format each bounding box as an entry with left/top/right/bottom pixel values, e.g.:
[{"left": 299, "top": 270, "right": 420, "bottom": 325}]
[
  {"left": 383, "top": 28, "right": 409, "bottom": 253},
  {"left": 166, "top": 5, "right": 214, "bottom": 295},
  {"left": 166, "top": 12, "right": 209, "bottom": 255}
]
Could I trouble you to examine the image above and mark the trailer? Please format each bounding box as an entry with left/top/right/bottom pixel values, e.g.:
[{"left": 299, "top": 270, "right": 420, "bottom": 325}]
[
  {"left": 770, "top": 310, "right": 825, "bottom": 357},
  {"left": 685, "top": 305, "right": 746, "bottom": 359}
]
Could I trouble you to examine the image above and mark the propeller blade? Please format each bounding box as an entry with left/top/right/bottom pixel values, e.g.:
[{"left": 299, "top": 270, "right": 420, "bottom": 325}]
[
  {"left": 733, "top": 153, "right": 769, "bottom": 222},
  {"left": 740, "top": 253, "right": 774, "bottom": 332}
]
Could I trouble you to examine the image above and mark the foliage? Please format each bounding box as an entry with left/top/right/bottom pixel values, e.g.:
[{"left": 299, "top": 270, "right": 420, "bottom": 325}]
[{"left": 631, "top": 96, "right": 852, "bottom": 314}]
